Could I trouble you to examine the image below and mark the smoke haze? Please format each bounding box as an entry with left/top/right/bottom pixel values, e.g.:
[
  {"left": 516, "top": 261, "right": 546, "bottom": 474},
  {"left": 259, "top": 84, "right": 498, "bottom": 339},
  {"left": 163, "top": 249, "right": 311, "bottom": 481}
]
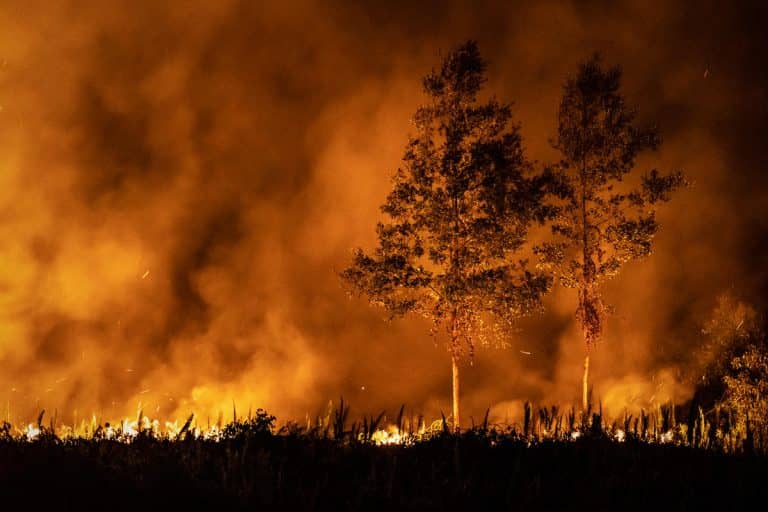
[{"left": 1, "top": 0, "right": 767, "bottom": 424}]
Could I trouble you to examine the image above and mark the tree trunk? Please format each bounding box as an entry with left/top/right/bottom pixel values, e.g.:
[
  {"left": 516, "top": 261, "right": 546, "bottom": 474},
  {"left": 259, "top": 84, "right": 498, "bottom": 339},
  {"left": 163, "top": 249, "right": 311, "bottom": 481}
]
[
  {"left": 451, "top": 352, "right": 460, "bottom": 431},
  {"left": 582, "top": 352, "right": 590, "bottom": 411},
  {"left": 448, "top": 306, "right": 461, "bottom": 432},
  {"left": 451, "top": 353, "right": 461, "bottom": 432}
]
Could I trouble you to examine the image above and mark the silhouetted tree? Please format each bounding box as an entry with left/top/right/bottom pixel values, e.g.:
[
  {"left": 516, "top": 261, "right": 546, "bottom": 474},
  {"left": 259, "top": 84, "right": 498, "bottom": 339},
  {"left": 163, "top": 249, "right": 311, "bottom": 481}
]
[
  {"left": 537, "top": 55, "right": 686, "bottom": 409},
  {"left": 342, "top": 41, "right": 551, "bottom": 429}
]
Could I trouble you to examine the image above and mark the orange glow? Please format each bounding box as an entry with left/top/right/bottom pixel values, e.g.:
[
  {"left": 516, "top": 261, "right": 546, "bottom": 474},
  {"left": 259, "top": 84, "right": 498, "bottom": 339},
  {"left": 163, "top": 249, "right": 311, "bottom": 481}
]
[{"left": 0, "top": 0, "right": 764, "bottom": 426}]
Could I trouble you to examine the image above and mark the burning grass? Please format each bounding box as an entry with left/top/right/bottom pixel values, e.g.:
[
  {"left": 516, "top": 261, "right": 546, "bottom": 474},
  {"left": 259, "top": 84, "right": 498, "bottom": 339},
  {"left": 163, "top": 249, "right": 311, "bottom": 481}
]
[
  {"left": 1, "top": 401, "right": 767, "bottom": 510},
  {"left": 4, "top": 399, "right": 766, "bottom": 453}
]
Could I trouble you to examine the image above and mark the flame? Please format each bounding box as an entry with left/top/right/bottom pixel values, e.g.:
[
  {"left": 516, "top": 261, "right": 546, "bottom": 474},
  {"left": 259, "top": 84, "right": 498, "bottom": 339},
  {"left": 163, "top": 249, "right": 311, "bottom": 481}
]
[
  {"left": 24, "top": 423, "right": 40, "bottom": 440},
  {"left": 164, "top": 419, "right": 183, "bottom": 439},
  {"left": 370, "top": 425, "right": 407, "bottom": 446},
  {"left": 0, "top": 410, "right": 742, "bottom": 455},
  {"left": 120, "top": 419, "right": 138, "bottom": 439}
]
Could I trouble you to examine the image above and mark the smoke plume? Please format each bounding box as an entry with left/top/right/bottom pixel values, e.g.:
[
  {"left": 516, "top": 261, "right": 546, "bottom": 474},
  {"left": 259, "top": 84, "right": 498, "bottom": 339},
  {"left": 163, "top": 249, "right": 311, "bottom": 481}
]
[{"left": 1, "top": 0, "right": 766, "bottom": 424}]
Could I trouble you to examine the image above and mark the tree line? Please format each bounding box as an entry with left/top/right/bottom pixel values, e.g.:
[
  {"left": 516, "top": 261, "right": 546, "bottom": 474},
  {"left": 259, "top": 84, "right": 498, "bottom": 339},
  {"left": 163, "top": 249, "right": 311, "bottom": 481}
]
[{"left": 341, "top": 41, "right": 686, "bottom": 429}]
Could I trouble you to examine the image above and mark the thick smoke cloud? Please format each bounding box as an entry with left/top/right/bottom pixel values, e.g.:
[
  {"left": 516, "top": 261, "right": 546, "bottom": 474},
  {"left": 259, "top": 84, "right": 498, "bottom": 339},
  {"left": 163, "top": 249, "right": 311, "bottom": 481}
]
[{"left": 0, "top": 0, "right": 766, "bottom": 424}]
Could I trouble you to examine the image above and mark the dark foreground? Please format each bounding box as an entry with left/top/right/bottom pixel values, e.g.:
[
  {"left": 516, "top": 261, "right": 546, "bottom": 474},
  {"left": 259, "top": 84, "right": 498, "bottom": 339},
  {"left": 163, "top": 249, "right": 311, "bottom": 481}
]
[{"left": 1, "top": 431, "right": 766, "bottom": 511}]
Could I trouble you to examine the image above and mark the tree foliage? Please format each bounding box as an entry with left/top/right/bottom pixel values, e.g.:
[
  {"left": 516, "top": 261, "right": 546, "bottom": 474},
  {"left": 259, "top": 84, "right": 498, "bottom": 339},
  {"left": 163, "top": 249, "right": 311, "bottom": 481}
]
[
  {"left": 537, "top": 55, "right": 686, "bottom": 347},
  {"left": 724, "top": 346, "right": 768, "bottom": 430},
  {"left": 693, "top": 294, "right": 768, "bottom": 429},
  {"left": 341, "top": 41, "right": 551, "bottom": 359},
  {"left": 695, "top": 294, "right": 760, "bottom": 387}
]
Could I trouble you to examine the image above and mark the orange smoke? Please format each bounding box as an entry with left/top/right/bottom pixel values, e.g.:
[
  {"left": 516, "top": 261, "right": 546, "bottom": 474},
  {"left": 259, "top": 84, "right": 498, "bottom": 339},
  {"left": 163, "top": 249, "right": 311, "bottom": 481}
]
[{"left": 0, "top": 0, "right": 766, "bottom": 424}]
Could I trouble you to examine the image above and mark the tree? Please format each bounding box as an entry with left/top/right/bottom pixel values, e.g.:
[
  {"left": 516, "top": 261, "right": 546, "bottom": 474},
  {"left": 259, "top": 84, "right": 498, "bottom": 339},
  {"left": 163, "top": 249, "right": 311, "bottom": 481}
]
[
  {"left": 692, "top": 294, "right": 764, "bottom": 403},
  {"left": 536, "top": 55, "right": 686, "bottom": 410},
  {"left": 723, "top": 344, "right": 768, "bottom": 437},
  {"left": 694, "top": 293, "right": 760, "bottom": 405},
  {"left": 692, "top": 294, "right": 768, "bottom": 441},
  {"left": 341, "top": 41, "right": 551, "bottom": 430}
]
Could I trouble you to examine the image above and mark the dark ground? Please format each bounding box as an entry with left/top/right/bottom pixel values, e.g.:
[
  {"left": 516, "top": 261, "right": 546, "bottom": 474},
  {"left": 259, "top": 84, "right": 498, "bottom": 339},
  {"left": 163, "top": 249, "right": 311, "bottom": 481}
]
[{"left": 1, "top": 432, "right": 766, "bottom": 511}]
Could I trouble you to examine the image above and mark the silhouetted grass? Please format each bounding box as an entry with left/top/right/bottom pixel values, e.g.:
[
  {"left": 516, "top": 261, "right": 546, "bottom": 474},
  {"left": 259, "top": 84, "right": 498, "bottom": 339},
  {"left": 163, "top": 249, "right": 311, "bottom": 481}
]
[{"left": 1, "top": 403, "right": 766, "bottom": 511}]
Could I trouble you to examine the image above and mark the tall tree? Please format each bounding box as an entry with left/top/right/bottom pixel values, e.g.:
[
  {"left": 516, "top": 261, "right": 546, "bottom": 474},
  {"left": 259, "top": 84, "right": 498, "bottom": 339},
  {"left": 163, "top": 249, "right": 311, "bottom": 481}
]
[
  {"left": 537, "top": 55, "right": 686, "bottom": 410},
  {"left": 341, "top": 41, "right": 550, "bottom": 429}
]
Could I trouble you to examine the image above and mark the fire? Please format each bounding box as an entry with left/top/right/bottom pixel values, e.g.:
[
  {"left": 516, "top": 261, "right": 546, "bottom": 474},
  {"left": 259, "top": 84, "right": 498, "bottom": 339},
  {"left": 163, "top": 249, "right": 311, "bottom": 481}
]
[
  {"left": 0, "top": 411, "right": 753, "bottom": 457},
  {"left": 370, "top": 426, "right": 407, "bottom": 446},
  {"left": 24, "top": 423, "right": 40, "bottom": 440},
  {"left": 164, "top": 419, "right": 184, "bottom": 439},
  {"left": 121, "top": 419, "right": 139, "bottom": 439}
]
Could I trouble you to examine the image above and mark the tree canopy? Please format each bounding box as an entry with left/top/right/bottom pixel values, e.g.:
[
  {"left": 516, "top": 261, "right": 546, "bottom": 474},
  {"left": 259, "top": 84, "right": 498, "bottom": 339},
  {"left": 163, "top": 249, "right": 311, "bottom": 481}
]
[
  {"left": 537, "top": 55, "right": 686, "bottom": 348},
  {"left": 342, "top": 41, "right": 550, "bottom": 357}
]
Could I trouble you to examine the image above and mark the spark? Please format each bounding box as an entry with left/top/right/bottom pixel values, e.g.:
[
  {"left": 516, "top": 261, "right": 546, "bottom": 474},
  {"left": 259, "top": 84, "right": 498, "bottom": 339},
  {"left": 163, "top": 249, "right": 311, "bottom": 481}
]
[
  {"left": 141, "top": 269, "right": 150, "bottom": 279},
  {"left": 519, "top": 350, "right": 532, "bottom": 355}
]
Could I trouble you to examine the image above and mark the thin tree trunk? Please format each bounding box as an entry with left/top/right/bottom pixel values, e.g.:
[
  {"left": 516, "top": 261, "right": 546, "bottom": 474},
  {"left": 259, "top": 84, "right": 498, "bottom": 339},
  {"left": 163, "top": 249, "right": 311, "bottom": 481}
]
[
  {"left": 582, "top": 352, "right": 590, "bottom": 411},
  {"left": 580, "top": 148, "right": 590, "bottom": 413},
  {"left": 452, "top": 352, "right": 460, "bottom": 431}
]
